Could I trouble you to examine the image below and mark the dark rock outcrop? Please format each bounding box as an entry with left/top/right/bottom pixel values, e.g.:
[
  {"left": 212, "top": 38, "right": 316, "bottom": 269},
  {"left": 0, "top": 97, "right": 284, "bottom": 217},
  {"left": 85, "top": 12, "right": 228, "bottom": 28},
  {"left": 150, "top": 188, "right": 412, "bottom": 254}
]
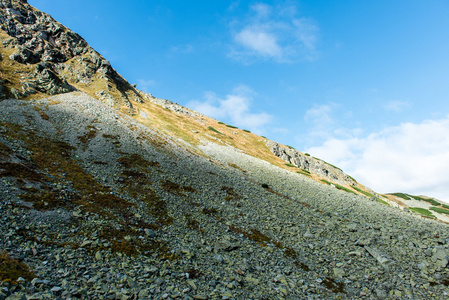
[{"left": 0, "top": 0, "right": 141, "bottom": 105}]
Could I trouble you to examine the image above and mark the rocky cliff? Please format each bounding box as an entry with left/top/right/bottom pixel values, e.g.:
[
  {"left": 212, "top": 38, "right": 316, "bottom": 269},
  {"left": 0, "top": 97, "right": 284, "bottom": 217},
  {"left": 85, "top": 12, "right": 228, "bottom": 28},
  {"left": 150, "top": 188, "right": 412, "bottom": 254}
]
[
  {"left": 267, "top": 140, "right": 357, "bottom": 186},
  {"left": 0, "top": 0, "right": 141, "bottom": 107}
]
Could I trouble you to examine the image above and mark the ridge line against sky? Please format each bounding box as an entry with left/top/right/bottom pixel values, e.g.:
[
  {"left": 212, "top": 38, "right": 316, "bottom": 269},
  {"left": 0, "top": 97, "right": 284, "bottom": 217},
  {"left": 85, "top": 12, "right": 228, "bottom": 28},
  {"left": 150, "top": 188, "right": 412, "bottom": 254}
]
[{"left": 29, "top": 0, "right": 449, "bottom": 202}]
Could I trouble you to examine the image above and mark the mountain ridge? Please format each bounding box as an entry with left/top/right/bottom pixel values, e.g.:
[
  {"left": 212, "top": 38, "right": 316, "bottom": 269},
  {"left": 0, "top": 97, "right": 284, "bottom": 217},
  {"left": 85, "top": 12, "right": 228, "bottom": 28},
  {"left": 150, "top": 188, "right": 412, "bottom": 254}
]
[{"left": 1, "top": 1, "right": 449, "bottom": 299}]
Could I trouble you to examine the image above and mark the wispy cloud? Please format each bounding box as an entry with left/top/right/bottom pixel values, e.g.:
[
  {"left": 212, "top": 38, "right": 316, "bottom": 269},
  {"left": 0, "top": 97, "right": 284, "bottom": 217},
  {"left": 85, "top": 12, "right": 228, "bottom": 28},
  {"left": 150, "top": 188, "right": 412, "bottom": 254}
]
[
  {"left": 170, "top": 44, "right": 194, "bottom": 54},
  {"left": 229, "top": 2, "right": 319, "bottom": 63},
  {"left": 187, "top": 85, "right": 272, "bottom": 134},
  {"left": 306, "top": 116, "right": 449, "bottom": 203},
  {"left": 384, "top": 100, "right": 411, "bottom": 112},
  {"left": 137, "top": 79, "right": 157, "bottom": 93}
]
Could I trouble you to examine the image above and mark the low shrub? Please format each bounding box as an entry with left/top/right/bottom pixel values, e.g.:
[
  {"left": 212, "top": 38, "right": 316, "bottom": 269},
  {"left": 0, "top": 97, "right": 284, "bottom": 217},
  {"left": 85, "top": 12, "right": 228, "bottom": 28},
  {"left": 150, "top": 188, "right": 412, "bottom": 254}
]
[{"left": 207, "top": 126, "right": 222, "bottom": 134}]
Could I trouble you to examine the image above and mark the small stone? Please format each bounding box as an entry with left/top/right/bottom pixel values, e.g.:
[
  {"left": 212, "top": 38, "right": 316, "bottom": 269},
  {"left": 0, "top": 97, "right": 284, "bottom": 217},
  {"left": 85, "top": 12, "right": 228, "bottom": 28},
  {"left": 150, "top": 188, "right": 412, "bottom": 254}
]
[
  {"left": 95, "top": 251, "right": 103, "bottom": 260},
  {"left": 187, "top": 280, "right": 197, "bottom": 290},
  {"left": 50, "top": 286, "right": 63, "bottom": 295},
  {"left": 5, "top": 293, "right": 27, "bottom": 300}
]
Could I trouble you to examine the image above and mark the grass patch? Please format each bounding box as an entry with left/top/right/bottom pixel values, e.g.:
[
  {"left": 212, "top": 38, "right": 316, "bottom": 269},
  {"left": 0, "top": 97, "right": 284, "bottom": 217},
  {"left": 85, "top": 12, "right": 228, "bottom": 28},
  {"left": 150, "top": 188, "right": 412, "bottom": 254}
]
[
  {"left": 297, "top": 171, "right": 311, "bottom": 177},
  {"left": 287, "top": 145, "right": 295, "bottom": 149},
  {"left": 320, "top": 179, "right": 331, "bottom": 185},
  {"left": 347, "top": 175, "right": 357, "bottom": 182},
  {"left": 377, "top": 198, "right": 390, "bottom": 206},
  {"left": 285, "top": 163, "right": 296, "bottom": 168},
  {"left": 218, "top": 121, "right": 225, "bottom": 124},
  {"left": 0, "top": 252, "right": 35, "bottom": 285},
  {"left": 300, "top": 169, "right": 310, "bottom": 174},
  {"left": 225, "top": 124, "right": 238, "bottom": 129},
  {"left": 389, "top": 193, "right": 411, "bottom": 200},
  {"left": 408, "top": 207, "right": 435, "bottom": 218},
  {"left": 320, "top": 179, "right": 356, "bottom": 195},
  {"left": 430, "top": 207, "right": 449, "bottom": 215},
  {"left": 443, "top": 204, "right": 449, "bottom": 210},
  {"left": 313, "top": 157, "right": 343, "bottom": 171},
  {"left": 207, "top": 126, "right": 222, "bottom": 135},
  {"left": 409, "top": 196, "right": 441, "bottom": 206},
  {"left": 352, "top": 186, "right": 373, "bottom": 198},
  {"left": 243, "top": 129, "right": 251, "bottom": 133},
  {"left": 305, "top": 153, "right": 310, "bottom": 156}
]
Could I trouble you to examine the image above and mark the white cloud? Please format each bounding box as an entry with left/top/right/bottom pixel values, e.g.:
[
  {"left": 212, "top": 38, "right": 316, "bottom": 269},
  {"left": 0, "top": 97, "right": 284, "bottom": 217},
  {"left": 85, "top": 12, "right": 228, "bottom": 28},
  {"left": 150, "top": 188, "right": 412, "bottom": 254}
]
[
  {"left": 229, "top": 2, "right": 319, "bottom": 62},
  {"left": 306, "top": 116, "right": 449, "bottom": 203},
  {"left": 234, "top": 26, "right": 281, "bottom": 57},
  {"left": 187, "top": 85, "right": 272, "bottom": 134}
]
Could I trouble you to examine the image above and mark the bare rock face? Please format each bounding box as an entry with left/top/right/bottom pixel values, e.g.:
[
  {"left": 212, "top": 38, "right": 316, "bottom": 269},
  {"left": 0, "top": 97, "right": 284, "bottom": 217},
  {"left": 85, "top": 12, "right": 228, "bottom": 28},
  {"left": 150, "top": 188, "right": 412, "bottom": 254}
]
[
  {"left": 0, "top": 0, "right": 141, "bottom": 105},
  {"left": 267, "top": 140, "right": 356, "bottom": 186}
]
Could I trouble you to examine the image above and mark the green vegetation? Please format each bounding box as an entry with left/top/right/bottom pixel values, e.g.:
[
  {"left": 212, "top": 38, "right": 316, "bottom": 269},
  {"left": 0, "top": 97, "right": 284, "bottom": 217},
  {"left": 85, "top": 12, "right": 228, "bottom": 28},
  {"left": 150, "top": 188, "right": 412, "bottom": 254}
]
[
  {"left": 225, "top": 124, "right": 238, "bottom": 129},
  {"left": 430, "top": 207, "right": 449, "bottom": 215},
  {"left": 207, "top": 126, "right": 222, "bottom": 135},
  {"left": 218, "top": 121, "right": 225, "bottom": 124},
  {"left": 408, "top": 207, "right": 435, "bottom": 218},
  {"left": 285, "top": 163, "right": 296, "bottom": 168},
  {"left": 243, "top": 129, "right": 251, "bottom": 133},
  {"left": 389, "top": 193, "right": 411, "bottom": 200},
  {"left": 287, "top": 145, "right": 295, "bottom": 149},
  {"left": 300, "top": 169, "right": 310, "bottom": 174},
  {"left": 352, "top": 186, "right": 373, "bottom": 198},
  {"left": 377, "top": 198, "right": 390, "bottom": 206},
  {"left": 390, "top": 193, "right": 442, "bottom": 206},
  {"left": 320, "top": 179, "right": 357, "bottom": 195},
  {"left": 443, "top": 204, "right": 449, "bottom": 210},
  {"left": 297, "top": 171, "right": 311, "bottom": 177},
  {"left": 347, "top": 175, "right": 357, "bottom": 183},
  {"left": 320, "top": 179, "right": 332, "bottom": 185},
  {"left": 305, "top": 153, "right": 310, "bottom": 156},
  {"left": 410, "top": 196, "right": 441, "bottom": 206}
]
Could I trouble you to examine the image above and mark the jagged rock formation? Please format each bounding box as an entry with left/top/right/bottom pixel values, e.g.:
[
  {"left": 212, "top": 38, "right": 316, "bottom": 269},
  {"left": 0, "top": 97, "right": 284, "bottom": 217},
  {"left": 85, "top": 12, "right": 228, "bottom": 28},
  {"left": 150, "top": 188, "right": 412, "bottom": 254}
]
[
  {"left": 140, "top": 91, "right": 203, "bottom": 118},
  {"left": 0, "top": 0, "right": 141, "bottom": 106},
  {"left": 267, "top": 140, "right": 356, "bottom": 186}
]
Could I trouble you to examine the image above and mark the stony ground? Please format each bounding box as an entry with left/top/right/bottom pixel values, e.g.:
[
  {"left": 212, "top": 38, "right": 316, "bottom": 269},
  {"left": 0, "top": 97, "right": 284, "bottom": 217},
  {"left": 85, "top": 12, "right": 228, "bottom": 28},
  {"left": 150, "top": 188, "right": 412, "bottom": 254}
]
[{"left": 1, "top": 92, "right": 449, "bottom": 300}]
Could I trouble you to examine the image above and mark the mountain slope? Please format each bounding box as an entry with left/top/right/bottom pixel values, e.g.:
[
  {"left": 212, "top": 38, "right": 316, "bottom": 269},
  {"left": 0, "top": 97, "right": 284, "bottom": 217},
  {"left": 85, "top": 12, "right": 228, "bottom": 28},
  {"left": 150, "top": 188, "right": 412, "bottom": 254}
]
[{"left": 1, "top": 1, "right": 449, "bottom": 299}]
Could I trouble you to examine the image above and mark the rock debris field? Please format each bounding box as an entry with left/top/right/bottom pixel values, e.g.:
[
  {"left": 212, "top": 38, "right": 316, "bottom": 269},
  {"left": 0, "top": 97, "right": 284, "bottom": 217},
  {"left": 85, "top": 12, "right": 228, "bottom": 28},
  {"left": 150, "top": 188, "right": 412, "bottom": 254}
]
[{"left": 1, "top": 92, "right": 449, "bottom": 299}]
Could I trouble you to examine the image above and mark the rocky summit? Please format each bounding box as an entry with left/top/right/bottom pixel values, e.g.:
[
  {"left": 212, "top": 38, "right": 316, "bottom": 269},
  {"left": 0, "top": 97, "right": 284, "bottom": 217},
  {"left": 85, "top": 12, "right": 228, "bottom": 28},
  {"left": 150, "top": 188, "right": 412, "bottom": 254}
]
[{"left": 1, "top": 1, "right": 449, "bottom": 300}]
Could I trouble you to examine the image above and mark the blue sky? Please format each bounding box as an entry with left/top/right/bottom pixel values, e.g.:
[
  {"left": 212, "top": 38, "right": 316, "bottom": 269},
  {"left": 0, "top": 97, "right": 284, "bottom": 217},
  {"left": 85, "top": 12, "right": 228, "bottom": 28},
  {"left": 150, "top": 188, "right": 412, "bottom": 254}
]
[{"left": 30, "top": 0, "right": 449, "bottom": 202}]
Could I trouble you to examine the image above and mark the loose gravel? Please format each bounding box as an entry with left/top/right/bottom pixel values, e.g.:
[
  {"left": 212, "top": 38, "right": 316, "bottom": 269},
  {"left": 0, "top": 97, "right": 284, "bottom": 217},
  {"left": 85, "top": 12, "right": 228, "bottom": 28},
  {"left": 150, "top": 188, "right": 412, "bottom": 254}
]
[{"left": 0, "top": 92, "right": 449, "bottom": 299}]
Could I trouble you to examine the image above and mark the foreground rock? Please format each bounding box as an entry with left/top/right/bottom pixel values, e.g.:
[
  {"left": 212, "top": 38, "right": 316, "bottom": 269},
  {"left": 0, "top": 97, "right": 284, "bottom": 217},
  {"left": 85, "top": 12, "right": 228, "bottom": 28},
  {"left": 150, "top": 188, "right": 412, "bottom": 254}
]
[{"left": 0, "top": 93, "right": 448, "bottom": 299}]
